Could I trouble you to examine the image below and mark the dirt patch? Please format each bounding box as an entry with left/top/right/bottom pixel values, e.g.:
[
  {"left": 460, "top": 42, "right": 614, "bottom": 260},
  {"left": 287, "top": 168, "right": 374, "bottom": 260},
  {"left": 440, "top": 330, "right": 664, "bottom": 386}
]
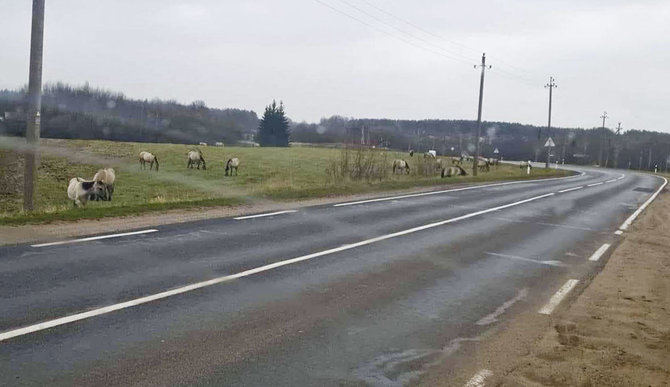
[{"left": 420, "top": 190, "right": 670, "bottom": 386}]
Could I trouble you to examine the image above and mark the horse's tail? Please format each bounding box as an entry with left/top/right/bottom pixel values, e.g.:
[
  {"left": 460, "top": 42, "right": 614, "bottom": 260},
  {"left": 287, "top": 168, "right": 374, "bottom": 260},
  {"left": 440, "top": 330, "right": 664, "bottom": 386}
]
[
  {"left": 404, "top": 160, "right": 410, "bottom": 170},
  {"left": 154, "top": 156, "right": 159, "bottom": 171}
]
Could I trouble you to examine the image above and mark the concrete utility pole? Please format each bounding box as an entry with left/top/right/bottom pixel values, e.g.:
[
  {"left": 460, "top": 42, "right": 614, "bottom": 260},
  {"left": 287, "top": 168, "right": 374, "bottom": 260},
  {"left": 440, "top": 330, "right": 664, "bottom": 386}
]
[
  {"left": 598, "top": 111, "right": 608, "bottom": 167},
  {"left": 613, "top": 122, "right": 622, "bottom": 168},
  {"left": 23, "top": 0, "right": 45, "bottom": 212},
  {"left": 473, "top": 53, "right": 491, "bottom": 177},
  {"left": 544, "top": 77, "right": 557, "bottom": 168}
]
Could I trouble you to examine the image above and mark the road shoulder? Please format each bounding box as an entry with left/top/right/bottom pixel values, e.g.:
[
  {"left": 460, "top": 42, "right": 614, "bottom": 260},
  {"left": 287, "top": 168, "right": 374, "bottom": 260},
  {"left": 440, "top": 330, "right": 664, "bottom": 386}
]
[{"left": 421, "top": 188, "right": 670, "bottom": 386}]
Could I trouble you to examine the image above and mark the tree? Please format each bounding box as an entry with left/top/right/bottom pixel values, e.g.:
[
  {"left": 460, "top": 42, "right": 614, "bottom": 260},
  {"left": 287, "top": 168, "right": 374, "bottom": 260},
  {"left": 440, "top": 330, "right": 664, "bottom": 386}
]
[{"left": 256, "top": 100, "right": 290, "bottom": 147}]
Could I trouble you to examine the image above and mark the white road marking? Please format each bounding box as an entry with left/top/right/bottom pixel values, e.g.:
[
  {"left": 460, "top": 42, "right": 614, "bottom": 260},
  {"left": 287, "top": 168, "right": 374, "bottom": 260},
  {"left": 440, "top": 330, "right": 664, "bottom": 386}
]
[
  {"left": 588, "top": 243, "right": 611, "bottom": 261},
  {"left": 464, "top": 369, "right": 493, "bottom": 387},
  {"left": 0, "top": 192, "right": 556, "bottom": 343},
  {"left": 476, "top": 288, "right": 528, "bottom": 326},
  {"left": 333, "top": 173, "right": 581, "bottom": 207},
  {"left": 617, "top": 174, "right": 625, "bottom": 180},
  {"left": 234, "top": 210, "right": 297, "bottom": 220},
  {"left": 538, "top": 279, "right": 579, "bottom": 315},
  {"left": 31, "top": 229, "right": 159, "bottom": 248},
  {"left": 614, "top": 230, "right": 623, "bottom": 235},
  {"left": 558, "top": 186, "right": 583, "bottom": 193},
  {"left": 619, "top": 176, "right": 668, "bottom": 231},
  {"left": 485, "top": 252, "right": 566, "bottom": 267},
  {"left": 587, "top": 182, "right": 603, "bottom": 187},
  {"left": 605, "top": 179, "right": 616, "bottom": 183}
]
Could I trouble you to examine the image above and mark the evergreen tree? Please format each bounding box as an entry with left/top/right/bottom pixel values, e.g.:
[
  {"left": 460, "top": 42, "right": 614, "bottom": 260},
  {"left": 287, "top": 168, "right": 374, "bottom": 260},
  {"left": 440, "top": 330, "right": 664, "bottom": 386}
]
[{"left": 256, "top": 100, "right": 290, "bottom": 147}]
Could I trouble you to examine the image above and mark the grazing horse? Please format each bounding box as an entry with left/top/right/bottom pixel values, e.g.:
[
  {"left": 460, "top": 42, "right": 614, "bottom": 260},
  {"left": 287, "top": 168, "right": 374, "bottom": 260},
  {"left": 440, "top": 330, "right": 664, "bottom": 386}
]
[
  {"left": 409, "top": 149, "right": 415, "bottom": 157},
  {"left": 139, "top": 151, "right": 159, "bottom": 171},
  {"left": 91, "top": 168, "right": 116, "bottom": 201},
  {"left": 68, "top": 178, "right": 104, "bottom": 207},
  {"left": 441, "top": 165, "right": 467, "bottom": 178},
  {"left": 392, "top": 159, "right": 410, "bottom": 174},
  {"left": 225, "top": 158, "right": 239, "bottom": 176},
  {"left": 476, "top": 158, "right": 491, "bottom": 172},
  {"left": 187, "top": 149, "right": 206, "bottom": 170}
]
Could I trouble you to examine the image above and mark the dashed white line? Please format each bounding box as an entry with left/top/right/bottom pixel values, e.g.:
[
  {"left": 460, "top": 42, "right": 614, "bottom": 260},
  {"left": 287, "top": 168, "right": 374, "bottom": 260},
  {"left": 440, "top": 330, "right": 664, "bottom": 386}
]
[
  {"left": 588, "top": 243, "right": 611, "bottom": 261},
  {"left": 1, "top": 192, "right": 556, "bottom": 343},
  {"left": 614, "top": 230, "right": 623, "bottom": 235},
  {"left": 464, "top": 369, "right": 493, "bottom": 387},
  {"left": 538, "top": 279, "right": 579, "bottom": 315},
  {"left": 619, "top": 176, "right": 668, "bottom": 231},
  {"left": 234, "top": 210, "right": 297, "bottom": 220},
  {"left": 485, "top": 252, "right": 566, "bottom": 267},
  {"left": 605, "top": 179, "right": 616, "bottom": 183},
  {"left": 587, "top": 182, "right": 603, "bottom": 187},
  {"left": 31, "top": 229, "right": 159, "bottom": 248},
  {"left": 333, "top": 172, "right": 582, "bottom": 207},
  {"left": 558, "top": 186, "right": 583, "bottom": 193}
]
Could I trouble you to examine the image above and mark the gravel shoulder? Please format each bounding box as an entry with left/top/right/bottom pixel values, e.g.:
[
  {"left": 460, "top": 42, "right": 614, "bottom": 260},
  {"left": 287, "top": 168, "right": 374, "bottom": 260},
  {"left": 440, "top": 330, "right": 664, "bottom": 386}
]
[{"left": 420, "top": 188, "right": 670, "bottom": 386}]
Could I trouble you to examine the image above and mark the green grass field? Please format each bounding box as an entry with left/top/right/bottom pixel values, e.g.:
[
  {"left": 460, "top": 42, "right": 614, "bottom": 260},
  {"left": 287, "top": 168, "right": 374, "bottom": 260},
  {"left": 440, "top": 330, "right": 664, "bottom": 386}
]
[{"left": 0, "top": 138, "right": 571, "bottom": 225}]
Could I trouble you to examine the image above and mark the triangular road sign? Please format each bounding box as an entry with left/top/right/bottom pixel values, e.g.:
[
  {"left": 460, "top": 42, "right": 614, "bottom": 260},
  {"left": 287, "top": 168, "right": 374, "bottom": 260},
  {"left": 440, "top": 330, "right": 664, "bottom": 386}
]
[
  {"left": 544, "top": 137, "right": 556, "bottom": 147},
  {"left": 493, "top": 148, "right": 499, "bottom": 154}
]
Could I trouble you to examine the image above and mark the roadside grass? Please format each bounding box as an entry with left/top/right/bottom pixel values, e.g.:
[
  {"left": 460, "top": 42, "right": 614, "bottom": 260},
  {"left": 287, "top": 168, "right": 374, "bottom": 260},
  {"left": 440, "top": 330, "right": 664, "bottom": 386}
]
[{"left": 0, "top": 138, "right": 571, "bottom": 225}]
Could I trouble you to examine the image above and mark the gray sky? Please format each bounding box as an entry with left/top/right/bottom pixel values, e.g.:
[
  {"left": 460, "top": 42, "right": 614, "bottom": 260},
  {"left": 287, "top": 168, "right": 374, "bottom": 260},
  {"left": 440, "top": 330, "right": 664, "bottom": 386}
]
[{"left": 1, "top": 0, "right": 669, "bottom": 131}]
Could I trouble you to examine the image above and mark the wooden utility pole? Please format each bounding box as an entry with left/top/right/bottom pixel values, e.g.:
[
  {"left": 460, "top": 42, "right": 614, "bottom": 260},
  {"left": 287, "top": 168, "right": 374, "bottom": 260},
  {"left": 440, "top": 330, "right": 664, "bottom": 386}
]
[
  {"left": 23, "top": 0, "right": 45, "bottom": 212},
  {"left": 544, "top": 77, "right": 557, "bottom": 168},
  {"left": 473, "top": 53, "right": 491, "bottom": 176},
  {"left": 613, "top": 122, "right": 622, "bottom": 168}
]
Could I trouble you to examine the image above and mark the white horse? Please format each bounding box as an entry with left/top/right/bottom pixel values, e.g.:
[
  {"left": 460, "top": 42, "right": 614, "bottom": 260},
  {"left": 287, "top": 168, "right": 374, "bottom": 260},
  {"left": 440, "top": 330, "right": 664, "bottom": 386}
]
[
  {"left": 92, "top": 168, "right": 116, "bottom": 201},
  {"left": 441, "top": 165, "right": 467, "bottom": 178},
  {"left": 392, "top": 159, "right": 410, "bottom": 174},
  {"left": 68, "top": 178, "right": 104, "bottom": 207},
  {"left": 139, "top": 151, "right": 159, "bottom": 171},
  {"left": 187, "top": 149, "right": 206, "bottom": 170},
  {"left": 225, "top": 158, "right": 239, "bottom": 176}
]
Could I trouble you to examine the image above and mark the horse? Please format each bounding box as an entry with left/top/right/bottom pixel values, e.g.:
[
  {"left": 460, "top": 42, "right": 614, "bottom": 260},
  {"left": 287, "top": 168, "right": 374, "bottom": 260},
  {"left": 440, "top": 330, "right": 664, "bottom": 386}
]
[
  {"left": 409, "top": 149, "right": 415, "bottom": 157},
  {"left": 441, "top": 165, "right": 467, "bottom": 178},
  {"left": 423, "top": 151, "right": 436, "bottom": 159},
  {"left": 392, "top": 159, "right": 410, "bottom": 174},
  {"left": 225, "top": 158, "right": 239, "bottom": 176},
  {"left": 476, "top": 158, "right": 491, "bottom": 172},
  {"left": 91, "top": 168, "right": 116, "bottom": 201},
  {"left": 187, "top": 149, "right": 206, "bottom": 170},
  {"left": 68, "top": 178, "right": 104, "bottom": 207},
  {"left": 139, "top": 151, "right": 159, "bottom": 171}
]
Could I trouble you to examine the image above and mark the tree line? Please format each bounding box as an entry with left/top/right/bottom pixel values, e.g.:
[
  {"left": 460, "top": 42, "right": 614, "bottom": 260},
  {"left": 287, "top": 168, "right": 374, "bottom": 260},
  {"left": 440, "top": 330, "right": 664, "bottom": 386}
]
[
  {"left": 290, "top": 117, "right": 670, "bottom": 170},
  {"left": 1, "top": 83, "right": 669, "bottom": 169},
  {"left": 0, "top": 83, "right": 258, "bottom": 145}
]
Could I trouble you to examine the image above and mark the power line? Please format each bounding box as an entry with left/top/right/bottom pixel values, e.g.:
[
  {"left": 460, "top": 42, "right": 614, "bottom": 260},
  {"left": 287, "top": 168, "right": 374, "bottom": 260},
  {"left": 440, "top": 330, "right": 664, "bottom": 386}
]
[
  {"left": 313, "top": 0, "right": 472, "bottom": 65},
  {"left": 337, "top": 0, "right": 477, "bottom": 64},
  {"left": 355, "top": 0, "right": 544, "bottom": 81}
]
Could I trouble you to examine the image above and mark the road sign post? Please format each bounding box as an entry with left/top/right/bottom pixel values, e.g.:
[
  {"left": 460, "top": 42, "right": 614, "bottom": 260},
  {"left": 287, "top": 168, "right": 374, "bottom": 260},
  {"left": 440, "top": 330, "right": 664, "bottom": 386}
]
[{"left": 544, "top": 137, "right": 555, "bottom": 169}]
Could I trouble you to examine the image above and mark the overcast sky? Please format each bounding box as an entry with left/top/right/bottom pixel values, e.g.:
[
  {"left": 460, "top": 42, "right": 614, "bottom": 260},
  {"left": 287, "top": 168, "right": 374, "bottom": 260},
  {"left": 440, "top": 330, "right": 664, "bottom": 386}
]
[{"left": 1, "top": 0, "right": 669, "bottom": 132}]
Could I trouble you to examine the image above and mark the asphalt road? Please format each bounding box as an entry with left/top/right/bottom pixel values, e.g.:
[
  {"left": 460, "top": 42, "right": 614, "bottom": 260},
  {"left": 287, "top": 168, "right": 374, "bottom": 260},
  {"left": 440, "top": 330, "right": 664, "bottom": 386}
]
[{"left": 0, "top": 166, "right": 665, "bottom": 386}]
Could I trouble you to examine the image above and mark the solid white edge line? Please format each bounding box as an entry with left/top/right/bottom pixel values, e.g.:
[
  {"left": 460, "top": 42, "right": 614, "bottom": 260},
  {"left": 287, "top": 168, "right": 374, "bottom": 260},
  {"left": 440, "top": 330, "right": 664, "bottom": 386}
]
[
  {"left": 233, "top": 210, "right": 297, "bottom": 220},
  {"left": 31, "top": 229, "right": 159, "bottom": 248},
  {"left": 1, "top": 192, "right": 556, "bottom": 343},
  {"left": 333, "top": 171, "right": 583, "bottom": 207},
  {"left": 588, "top": 243, "right": 611, "bottom": 261},
  {"left": 538, "top": 279, "right": 579, "bottom": 315},
  {"left": 587, "top": 182, "right": 603, "bottom": 187},
  {"left": 464, "top": 369, "right": 493, "bottom": 387},
  {"left": 558, "top": 186, "right": 583, "bottom": 193},
  {"left": 614, "top": 230, "right": 623, "bottom": 235},
  {"left": 619, "top": 176, "right": 668, "bottom": 231}
]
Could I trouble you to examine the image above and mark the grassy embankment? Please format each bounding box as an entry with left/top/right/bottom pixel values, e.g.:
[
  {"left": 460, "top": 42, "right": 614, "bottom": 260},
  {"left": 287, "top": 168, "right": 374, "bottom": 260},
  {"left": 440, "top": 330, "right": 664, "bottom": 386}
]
[{"left": 0, "top": 138, "right": 571, "bottom": 225}]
